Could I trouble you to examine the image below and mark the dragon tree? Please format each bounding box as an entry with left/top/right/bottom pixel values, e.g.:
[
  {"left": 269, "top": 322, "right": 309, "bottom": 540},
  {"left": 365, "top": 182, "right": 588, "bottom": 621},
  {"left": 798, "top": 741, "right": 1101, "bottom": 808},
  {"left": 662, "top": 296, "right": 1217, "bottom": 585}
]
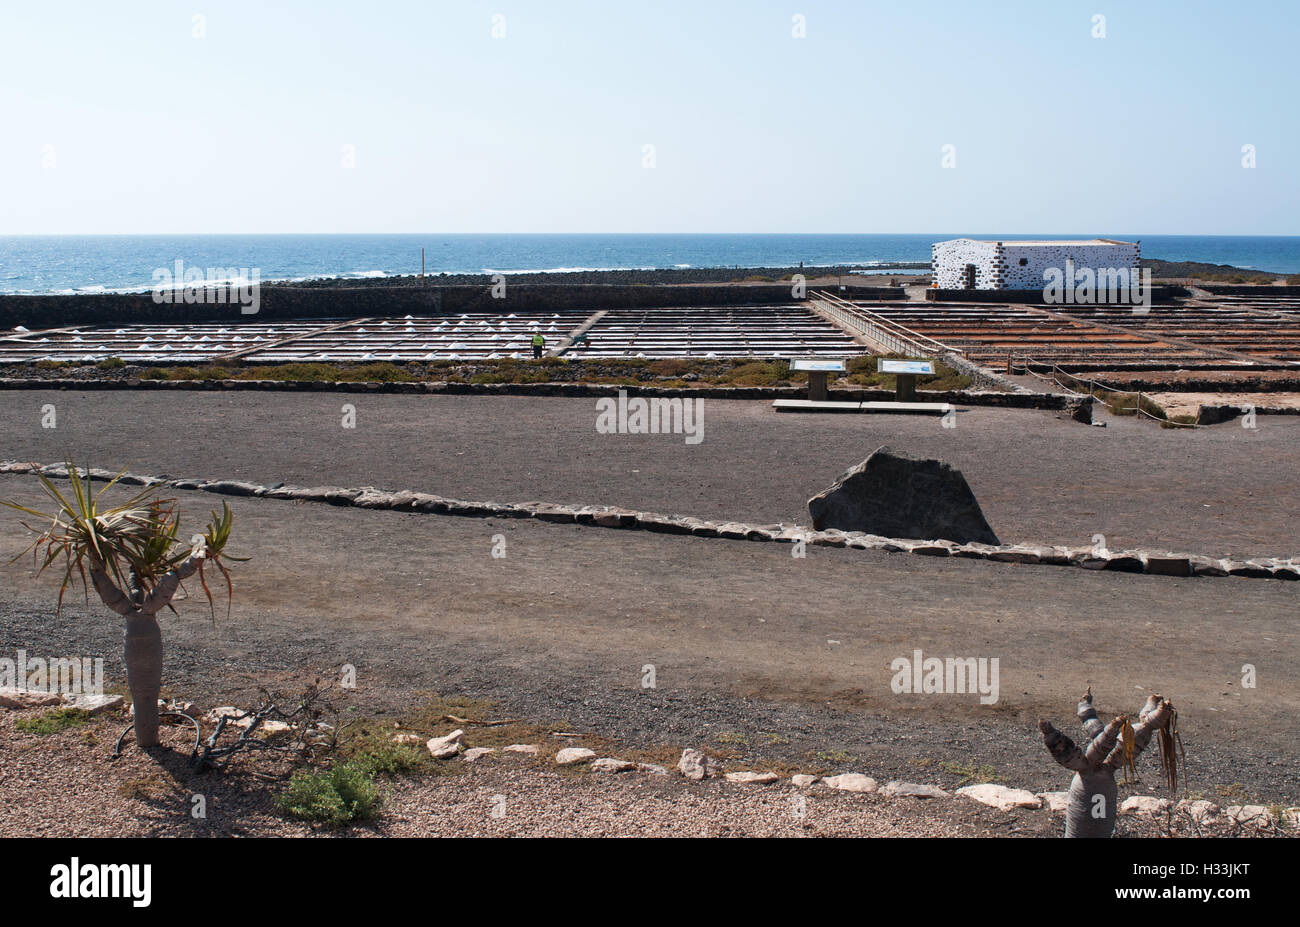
[{"left": 3, "top": 464, "right": 244, "bottom": 747}]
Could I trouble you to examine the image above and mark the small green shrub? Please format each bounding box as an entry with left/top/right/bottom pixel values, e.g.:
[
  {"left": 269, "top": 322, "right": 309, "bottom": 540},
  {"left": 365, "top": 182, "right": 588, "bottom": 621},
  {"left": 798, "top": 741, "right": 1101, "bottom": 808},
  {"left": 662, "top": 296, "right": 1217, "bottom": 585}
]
[
  {"left": 15, "top": 707, "right": 94, "bottom": 735},
  {"left": 340, "top": 362, "right": 416, "bottom": 383},
  {"left": 647, "top": 358, "right": 691, "bottom": 378},
  {"left": 161, "top": 366, "right": 230, "bottom": 381},
  {"left": 96, "top": 357, "right": 127, "bottom": 370},
  {"left": 339, "top": 729, "right": 428, "bottom": 777},
  {"left": 939, "top": 759, "right": 1000, "bottom": 786},
  {"left": 229, "top": 362, "right": 415, "bottom": 383},
  {"left": 276, "top": 761, "right": 381, "bottom": 825},
  {"left": 717, "top": 360, "right": 791, "bottom": 386}
]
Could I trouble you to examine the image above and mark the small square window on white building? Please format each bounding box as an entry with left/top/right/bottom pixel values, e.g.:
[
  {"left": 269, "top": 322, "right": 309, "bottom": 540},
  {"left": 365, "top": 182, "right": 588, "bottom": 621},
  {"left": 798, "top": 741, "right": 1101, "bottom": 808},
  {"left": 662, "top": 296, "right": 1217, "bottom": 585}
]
[{"left": 931, "top": 238, "right": 1140, "bottom": 290}]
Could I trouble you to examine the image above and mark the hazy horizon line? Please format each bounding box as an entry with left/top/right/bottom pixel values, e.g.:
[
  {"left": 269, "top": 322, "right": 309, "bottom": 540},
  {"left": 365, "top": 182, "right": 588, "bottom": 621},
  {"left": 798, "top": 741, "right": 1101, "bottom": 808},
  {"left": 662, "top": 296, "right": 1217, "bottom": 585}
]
[{"left": 4, "top": 231, "right": 1299, "bottom": 239}]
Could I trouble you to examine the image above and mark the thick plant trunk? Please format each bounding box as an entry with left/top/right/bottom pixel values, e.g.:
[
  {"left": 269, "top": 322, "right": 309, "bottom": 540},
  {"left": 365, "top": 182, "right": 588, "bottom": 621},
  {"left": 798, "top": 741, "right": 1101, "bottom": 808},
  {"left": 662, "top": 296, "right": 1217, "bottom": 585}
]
[
  {"left": 91, "top": 553, "right": 202, "bottom": 749},
  {"left": 1042, "top": 691, "right": 1176, "bottom": 839},
  {"left": 124, "top": 615, "right": 164, "bottom": 747},
  {"left": 1065, "top": 770, "right": 1118, "bottom": 838}
]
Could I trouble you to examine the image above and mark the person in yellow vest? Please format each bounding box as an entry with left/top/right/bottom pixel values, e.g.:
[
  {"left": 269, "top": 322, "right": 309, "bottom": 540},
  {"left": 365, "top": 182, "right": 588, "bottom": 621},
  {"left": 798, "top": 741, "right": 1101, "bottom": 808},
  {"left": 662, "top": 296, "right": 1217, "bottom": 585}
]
[{"left": 531, "top": 332, "right": 545, "bottom": 358}]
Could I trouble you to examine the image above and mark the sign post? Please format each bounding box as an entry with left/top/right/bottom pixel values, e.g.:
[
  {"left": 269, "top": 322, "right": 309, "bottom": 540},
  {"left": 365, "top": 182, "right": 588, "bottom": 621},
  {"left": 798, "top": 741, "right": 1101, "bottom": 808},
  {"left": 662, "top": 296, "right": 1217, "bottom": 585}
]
[
  {"left": 789, "top": 358, "right": 846, "bottom": 402},
  {"left": 878, "top": 358, "right": 935, "bottom": 402}
]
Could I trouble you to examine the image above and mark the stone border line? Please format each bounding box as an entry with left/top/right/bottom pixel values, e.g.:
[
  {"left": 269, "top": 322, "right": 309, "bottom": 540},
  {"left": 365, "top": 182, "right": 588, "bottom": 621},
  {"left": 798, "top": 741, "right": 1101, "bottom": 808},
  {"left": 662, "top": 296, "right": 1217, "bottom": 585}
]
[
  {"left": 4, "top": 691, "right": 1288, "bottom": 831},
  {"left": 0, "top": 376, "right": 1078, "bottom": 410},
  {"left": 2, "top": 461, "right": 1295, "bottom": 582}
]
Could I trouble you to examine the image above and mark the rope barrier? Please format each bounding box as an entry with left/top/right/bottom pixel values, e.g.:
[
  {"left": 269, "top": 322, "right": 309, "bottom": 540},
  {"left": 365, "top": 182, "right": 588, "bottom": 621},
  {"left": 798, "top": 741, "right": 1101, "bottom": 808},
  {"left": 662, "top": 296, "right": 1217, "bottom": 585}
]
[{"left": 1010, "top": 353, "right": 1201, "bottom": 428}]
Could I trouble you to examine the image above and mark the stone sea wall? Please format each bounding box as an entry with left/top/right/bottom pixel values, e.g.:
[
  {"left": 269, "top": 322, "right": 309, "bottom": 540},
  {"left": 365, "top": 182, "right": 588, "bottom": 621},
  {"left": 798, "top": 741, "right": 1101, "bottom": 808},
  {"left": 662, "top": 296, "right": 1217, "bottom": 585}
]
[{"left": 0, "top": 284, "right": 903, "bottom": 330}]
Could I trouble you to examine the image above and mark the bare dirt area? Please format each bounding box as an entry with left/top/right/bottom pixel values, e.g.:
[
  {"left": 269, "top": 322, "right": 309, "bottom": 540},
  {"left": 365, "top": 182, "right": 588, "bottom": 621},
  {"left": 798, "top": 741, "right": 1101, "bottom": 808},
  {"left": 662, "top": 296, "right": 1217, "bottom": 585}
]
[
  {"left": 1, "top": 710, "right": 1073, "bottom": 838},
  {"left": 7, "top": 702, "right": 1268, "bottom": 837},
  {"left": 5, "top": 705, "right": 1267, "bottom": 838},
  {"left": 1149, "top": 393, "right": 1300, "bottom": 418},
  {"left": 2, "top": 390, "right": 1298, "bottom": 559},
  {"left": 2, "top": 480, "right": 1297, "bottom": 815}
]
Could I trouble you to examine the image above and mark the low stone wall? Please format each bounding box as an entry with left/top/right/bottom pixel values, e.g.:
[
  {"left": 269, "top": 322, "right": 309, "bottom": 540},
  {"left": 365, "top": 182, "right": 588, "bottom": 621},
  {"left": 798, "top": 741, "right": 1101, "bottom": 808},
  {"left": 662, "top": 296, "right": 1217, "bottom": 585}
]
[
  {"left": 925, "top": 287, "right": 1187, "bottom": 304},
  {"left": 1198, "top": 404, "right": 1300, "bottom": 426},
  {"left": 1083, "top": 374, "right": 1300, "bottom": 392},
  {"left": 0, "top": 375, "right": 1075, "bottom": 409},
  {"left": 941, "top": 351, "right": 1027, "bottom": 393},
  {"left": 3, "top": 461, "right": 1294, "bottom": 582},
  {"left": 1200, "top": 284, "right": 1300, "bottom": 296},
  {"left": 0, "top": 284, "right": 899, "bottom": 330}
]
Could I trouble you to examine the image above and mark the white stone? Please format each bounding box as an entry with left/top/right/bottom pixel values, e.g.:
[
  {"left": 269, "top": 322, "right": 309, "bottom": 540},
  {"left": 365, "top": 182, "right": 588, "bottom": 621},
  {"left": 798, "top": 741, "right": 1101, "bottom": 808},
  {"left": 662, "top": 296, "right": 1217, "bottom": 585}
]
[
  {"left": 66, "top": 693, "right": 125, "bottom": 715},
  {"left": 391, "top": 733, "right": 423, "bottom": 744},
  {"left": 555, "top": 747, "right": 596, "bottom": 766},
  {"left": 426, "top": 729, "right": 465, "bottom": 759},
  {"left": 1036, "top": 791, "right": 1071, "bottom": 813},
  {"left": 1175, "top": 799, "right": 1220, "bottom": 823},
  {"left": 881, "top": 781, "right": 949, "bottom": 799},
  {"left": 725, "top": 771, "right": 779, "bottom": 785},
  {"left": 0, "top": 688, "right": 65, "bottom": 709},
  {"left": 461, "top": 747, "right": 496, "bottom": 762},
  {"left": 822, "top": 773, "right": 878, "bottom": 794},
  {"left": 503, "top": 743, "right": 539, "bottom": 755},
  {"left": 1224, "top": 804, "right": 1275, "bottom": 827},
  {"left": 1120, "top": 795, "right": 1172, "bottom": 815},
  {"left": 206, "top": 705, "right": 244, "bottom": 724},
  {"left": 955, "top": 784, "right": 1041, "bottom": 811},
  {"left": 638, "top": 763, "right": 668, "bottom": 776},
  {"left": 590, "top": 758, "right": 635, "bottom": 773},
  {"left": 791, "top": 774, "right": 820, "bottom": 788},
  {"left": 677, "top": 748, "right": 722, "bottom": 780}
]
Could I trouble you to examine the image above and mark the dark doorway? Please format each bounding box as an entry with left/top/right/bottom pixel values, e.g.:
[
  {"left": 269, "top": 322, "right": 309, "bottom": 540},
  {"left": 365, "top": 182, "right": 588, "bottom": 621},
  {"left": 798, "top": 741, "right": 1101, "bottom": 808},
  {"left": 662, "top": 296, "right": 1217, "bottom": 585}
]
[{"left": 963, "top": 264, "right": 977, "bottom": 289}]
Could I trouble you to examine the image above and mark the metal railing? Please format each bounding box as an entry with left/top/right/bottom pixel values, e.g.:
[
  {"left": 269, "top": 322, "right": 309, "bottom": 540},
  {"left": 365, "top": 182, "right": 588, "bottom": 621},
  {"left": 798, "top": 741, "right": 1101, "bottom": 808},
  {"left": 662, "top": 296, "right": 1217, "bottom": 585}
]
[{"left": 810, "top": 290, "right": 957, "bottom": 358}]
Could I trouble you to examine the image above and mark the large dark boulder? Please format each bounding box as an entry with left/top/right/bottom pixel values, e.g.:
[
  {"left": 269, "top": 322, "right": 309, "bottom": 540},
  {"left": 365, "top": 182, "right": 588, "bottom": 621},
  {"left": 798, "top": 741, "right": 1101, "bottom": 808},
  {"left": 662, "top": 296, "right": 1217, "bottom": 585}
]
[{"left": 808, "top": 446, "right": 999, "bottom": 545}]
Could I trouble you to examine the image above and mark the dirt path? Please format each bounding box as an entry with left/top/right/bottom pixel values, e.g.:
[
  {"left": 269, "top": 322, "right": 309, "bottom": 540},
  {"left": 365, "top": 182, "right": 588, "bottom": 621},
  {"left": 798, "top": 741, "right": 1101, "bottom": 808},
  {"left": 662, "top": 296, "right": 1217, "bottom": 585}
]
[
  {"left": 2, "top": 480, "right": 1296, "bottom": 804},
  {"left": 2, "top": 390, "right": 1297, "bottom": 559}
]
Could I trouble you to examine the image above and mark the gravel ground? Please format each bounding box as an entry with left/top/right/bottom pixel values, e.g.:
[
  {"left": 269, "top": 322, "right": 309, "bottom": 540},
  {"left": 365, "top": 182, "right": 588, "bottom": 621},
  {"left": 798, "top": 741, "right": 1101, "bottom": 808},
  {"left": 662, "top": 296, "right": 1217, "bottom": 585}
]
[
  {"left": 1149, "top": 392, "right": 1300, "bottom": 417},
  {"left": 0, "top": 709, "right": 1269, "bottom": 838},
  {"left": 2, "top": 389, "right": 1296, "bottom": 837},
  {"left": 1, "top": 390, "right": 1297, "bottom": 559},
  {"left": 2, "top": 481, "right": 1296, "bottom": 808}
]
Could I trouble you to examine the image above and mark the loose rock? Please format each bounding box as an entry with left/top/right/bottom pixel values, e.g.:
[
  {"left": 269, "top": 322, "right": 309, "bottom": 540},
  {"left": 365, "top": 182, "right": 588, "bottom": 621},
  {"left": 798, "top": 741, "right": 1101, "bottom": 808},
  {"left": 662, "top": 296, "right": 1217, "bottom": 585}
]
[
  {"left": 590, "top": 758, "right": 635, "bottom": 773},
  {"left": 807, "top": 445, "right": 999, "bottom": 545},
  {"left": 725, "top": 771, "right": 779, "bottom": 785},
  {"left": 1036, "top": 791, "right": 1070, "bottom": 813},
  {"left": 1120, "top": 795, "right": 1172, "bottom": 815},
  {"left": 822, "top": 773, "right": 878, "bottom": 793},
  {"left": 881, "top": 781, "right": 949, "bottom": 799},
  {"left": 555, "top": 747, "right": 597, "bottom": 766},
  {"left": 955, "top": 784, "right": 1041, "bottom": 811},
  {"left": 677, "top": 748, "right": 723, "bottom": 780},
  {"left": 426, "top": 729, "right": 465, "bottom": 759}
]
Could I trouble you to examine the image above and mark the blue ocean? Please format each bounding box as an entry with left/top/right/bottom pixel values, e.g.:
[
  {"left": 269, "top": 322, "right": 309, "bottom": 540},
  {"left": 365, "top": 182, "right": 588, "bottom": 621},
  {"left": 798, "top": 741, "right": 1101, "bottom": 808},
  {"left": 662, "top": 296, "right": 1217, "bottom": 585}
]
[{"left": 1, "top": 234, "right": 1298, "bottom": 295}]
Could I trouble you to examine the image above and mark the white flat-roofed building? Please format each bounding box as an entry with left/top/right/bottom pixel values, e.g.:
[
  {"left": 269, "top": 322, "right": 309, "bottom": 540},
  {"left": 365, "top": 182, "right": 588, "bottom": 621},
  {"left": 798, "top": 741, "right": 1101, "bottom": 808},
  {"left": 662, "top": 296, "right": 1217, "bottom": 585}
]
[{"left": 931, "top": 238, "right": 1141, "bottom": 290}]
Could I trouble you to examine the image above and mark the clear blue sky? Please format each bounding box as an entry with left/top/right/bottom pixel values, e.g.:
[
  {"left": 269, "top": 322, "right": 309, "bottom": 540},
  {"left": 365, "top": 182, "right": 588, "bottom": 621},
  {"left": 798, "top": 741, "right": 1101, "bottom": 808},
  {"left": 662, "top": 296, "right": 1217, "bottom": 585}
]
[{"left": 1, "top": 0, "right": 1296, "bottom": 235}]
